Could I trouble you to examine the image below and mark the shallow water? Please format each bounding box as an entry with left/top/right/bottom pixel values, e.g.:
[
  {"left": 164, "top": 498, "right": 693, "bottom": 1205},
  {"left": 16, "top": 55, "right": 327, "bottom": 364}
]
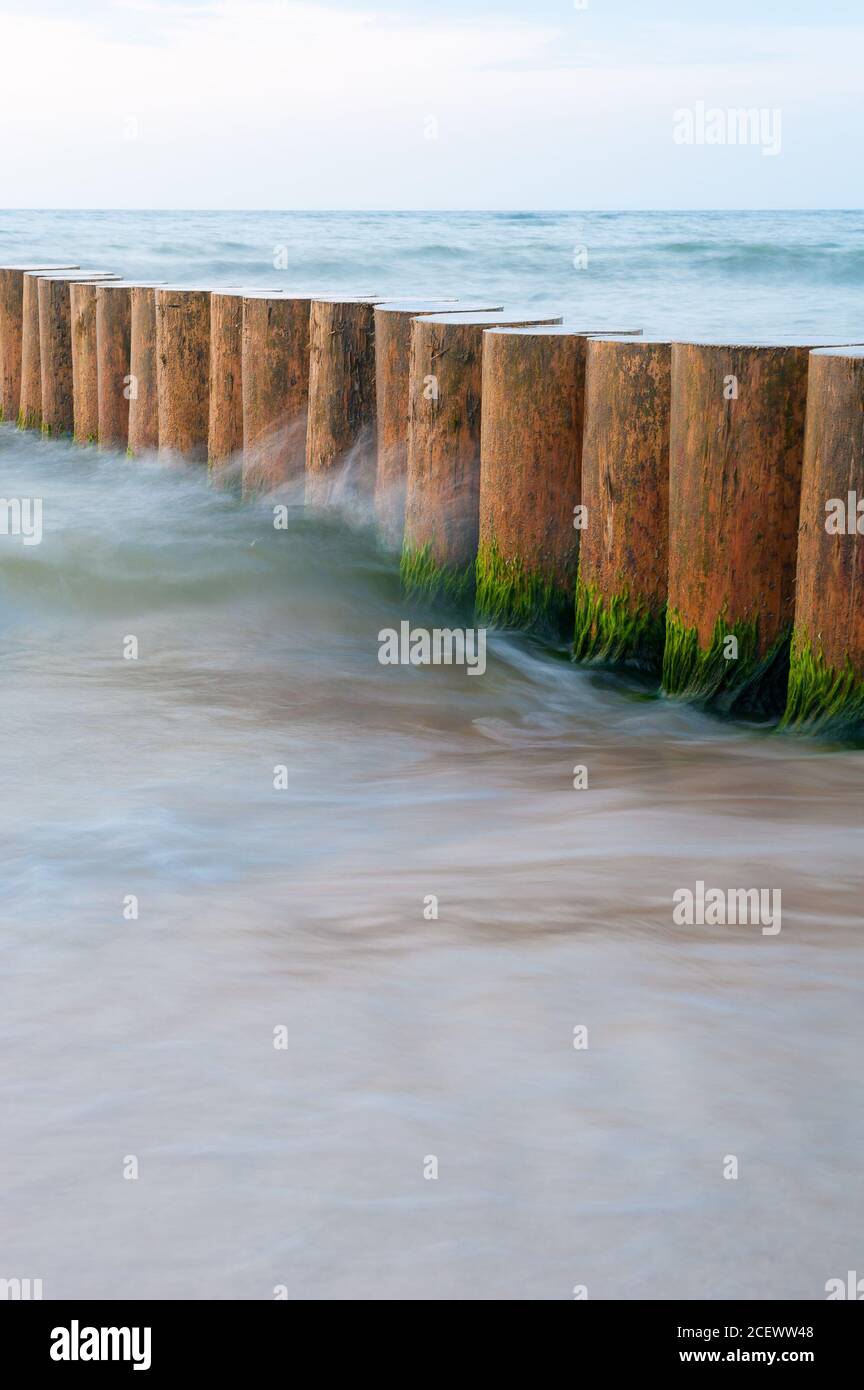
[{"left": 1, "top": 417, "right": 862, "bottom": 1300}]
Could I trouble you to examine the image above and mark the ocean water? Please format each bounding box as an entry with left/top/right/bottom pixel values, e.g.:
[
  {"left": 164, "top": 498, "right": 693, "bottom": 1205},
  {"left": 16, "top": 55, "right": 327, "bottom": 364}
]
[
  {"left": 1, "top": 210, "right": 863, "bottom": 1301},
  {"left": 2, "top": 208, "right": 864, "bottom": 336}
]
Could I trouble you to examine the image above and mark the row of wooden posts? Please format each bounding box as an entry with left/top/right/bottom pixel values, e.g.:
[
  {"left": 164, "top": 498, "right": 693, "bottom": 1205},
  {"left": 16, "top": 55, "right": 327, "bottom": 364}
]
[{"left": 0, "top": 265, "right": 861, "bottom": 738}]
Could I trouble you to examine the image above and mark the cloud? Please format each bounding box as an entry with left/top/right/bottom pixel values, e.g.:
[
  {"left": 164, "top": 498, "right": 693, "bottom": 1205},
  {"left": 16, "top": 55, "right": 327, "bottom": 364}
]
[{"left": 0, "top": 1, "right": 861, "bottom": 207}]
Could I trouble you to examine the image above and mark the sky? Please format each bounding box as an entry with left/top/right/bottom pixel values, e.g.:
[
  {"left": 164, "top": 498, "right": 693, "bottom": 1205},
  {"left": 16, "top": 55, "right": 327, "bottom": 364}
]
[{"left": 0, "top": 0, "right": 861, "bottom": 210}]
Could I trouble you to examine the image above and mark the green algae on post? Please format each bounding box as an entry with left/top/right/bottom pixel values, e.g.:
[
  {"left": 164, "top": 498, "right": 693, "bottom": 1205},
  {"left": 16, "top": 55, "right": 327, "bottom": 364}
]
[
  {"left": 782, "top": 347, "right": 864, "bottom": 738},
  {"left": 572, "top": 578, "right": 666, "bottom": 672},
  {"left": 476, "top": 538, "right": 571, "bottom": 637},
  {"left": 783, "top": 635, "right": 864, "bottom": 738},
  {"left": 400, "top": 542, "right": 475, "bottom": 612},
  {"left": 662, "top": 609, "right": 791, "bottom": 718}
]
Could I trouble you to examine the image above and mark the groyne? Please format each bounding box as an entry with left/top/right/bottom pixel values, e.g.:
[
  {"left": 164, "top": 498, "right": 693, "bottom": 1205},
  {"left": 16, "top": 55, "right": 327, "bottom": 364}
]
[{"left": 1, "top": 259, "right": 860, "bottom": 738}]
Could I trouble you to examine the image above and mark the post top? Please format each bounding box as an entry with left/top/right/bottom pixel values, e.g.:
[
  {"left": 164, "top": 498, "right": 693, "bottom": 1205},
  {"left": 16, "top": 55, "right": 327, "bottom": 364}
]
[
  {"left": 418, "top": 311, "right": 563, "bottom": 327},
  {"left": 94, "top": 280, "right": 168, "bottom": 290},
  {"left": 673, "top": 337, "right": 864, "bottom": 350},
  {"left": 373, "top": 299, "right": 463, "bottom": 315},
  {"left": 31, "top": 271, "right": 118, "bottom": 282},
  {"left": 241, "top": 289, "right": 331, "bottom": 300},
  {"left": 587, "top": 333, "right": 672, "bottom": 345},
  {"left": 1, "top": 263, "right": 79, "bottom": 272},
  {"left": 210, "top": 286, "right": 283, "bottom": 297},
  {"left": 310, "top": 294, "right": 381, "bottom": 304},
  {"left": 810, "top": 345, "right": 864, "bottom": 358},
  {"left": 485, "top": 325, "right": 642, "bottom": 339},
  {"left": 155, "top": 282, "right": 269, "bottom": 293}
]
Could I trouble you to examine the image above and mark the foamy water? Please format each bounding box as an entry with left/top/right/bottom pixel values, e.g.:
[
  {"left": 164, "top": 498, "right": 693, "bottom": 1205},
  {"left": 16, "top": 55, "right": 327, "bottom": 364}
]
[{"left": 1, "top": 422, "right": 862, "bottom": 1300}]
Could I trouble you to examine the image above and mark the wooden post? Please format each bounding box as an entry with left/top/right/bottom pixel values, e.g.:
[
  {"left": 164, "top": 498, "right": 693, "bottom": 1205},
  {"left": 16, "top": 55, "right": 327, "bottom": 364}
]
[
  {"left": 70, "top": 282, "right": 100, "bottom": 444},
  {"left": 96, "top": 283, "right": 136, "bottom": 450},
  {"left": 241, "top": 291, "right": 324, "bottom": 497},
  {"left": 402, "top": 312, "right": 562, "bottom": 608},
  {"left": 374, "top": 300, "right": 498, "bottom": 549},
  {"left": 128, "top": 286, "right": 162, "bottom": 455},
  {"left": 0, "top": 265, "right": 77, "bottom": 423},
  {"left": 304, "top": 296, "right": 385, "bottom": 509},
  {"left": 574, "top": 335, "right": 672, "bottom": 670},
  {"left": 208, "top": 288, "right": 280, "bottom": 487},
  {"left": 477, "top": 325, "right": 640, "bottom": 637},
  {"left": 38, "top": 273, "right": 118, "bottom": 437},
  {"left": 208, "top": 289, "right": 245, "bottom": 485},
  {"left": 663, "top": 339, "right": 852, "bottom": 716},
  {"left": 155, "top": 287, "right": 212, "bottom": 462},
  {"left": 784, "top": 347, "right": 864, "bottom": 736}
]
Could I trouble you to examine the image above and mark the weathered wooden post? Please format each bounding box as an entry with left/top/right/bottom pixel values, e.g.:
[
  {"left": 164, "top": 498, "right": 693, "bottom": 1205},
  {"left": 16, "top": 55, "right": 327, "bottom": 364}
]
[
  {"left": 70, "top": 282, "right": 100, "bottom": 444},
  {"left": 663, "top": 339, "right": 851, "bottom": 715},
  {"left": 573, "top": 335, "right": 672, "bottom": 669},
  {"left": 241, "top": 291, "right": 322, "bottom": 497},
  {"left": 208, "top": 288, "right": 280, "bottom": 486},
  {"left": 304, "top": 295, "right": 384, "bottom": 509},
  {"left": 374, "top": 300, "right": 498, "bottom": 550},
  {"left": 208, "top": 288, "right": 247, "bottom": 484},
  {"left": 128, "top": 286, "right": 162, "bottom": 455},
  {"left": 38, "top": 273, "right": 118, "bottom": 437},
  {"left": 784, "top": 347, "right": 864, "bottom": 736},
  {"left": 0, "top": 264, "right": 77, "bottom": 423},
  {"left": 401, "top": 311, "right": 562, "bottom": 607},
  {"left": 155, "top": 286, "right": 211, "bottom": 462},
  {"left": 96, "top": 282, "right": 139, "bottom": 450},
  {"left": 477, "top": 325, "right": 640, "bottom": 636}
]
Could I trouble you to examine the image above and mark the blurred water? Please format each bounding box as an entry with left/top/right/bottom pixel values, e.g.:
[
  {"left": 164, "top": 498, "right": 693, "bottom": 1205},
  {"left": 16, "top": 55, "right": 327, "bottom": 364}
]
[
  {"left": 1, "top": 210, "right": 863, "bottom": 1300},
  {"left": 2, "top": 208, "right": 864, "bottom": 335}
]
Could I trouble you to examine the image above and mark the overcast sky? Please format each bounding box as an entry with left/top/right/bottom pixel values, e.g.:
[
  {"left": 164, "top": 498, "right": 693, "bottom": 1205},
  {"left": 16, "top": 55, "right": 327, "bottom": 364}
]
[{"left": 0, "top": 0, "right": 861, "bottom": 209}]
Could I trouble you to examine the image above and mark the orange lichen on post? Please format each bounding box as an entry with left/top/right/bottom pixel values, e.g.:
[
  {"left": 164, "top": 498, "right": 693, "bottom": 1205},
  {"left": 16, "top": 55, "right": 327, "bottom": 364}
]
[
  {"left": 784, "top": 347, "right": 864, "bottom": 737},
  {"left": 401, "top": 311, "right": 562, "bottom": 607},
  {"left": 155, "top": 287, "right": 212, "bottom": 463},
  {"left": 0, "top": 264, "right": 77, "bottom": 423},
  {"left": 241, "top": 292, "right": 321, "bottom": 497},
  {"left": 573, "top": 335, "right": 672, "bottom": 670},
  {"left": 70, "top": 282, "right": 100, "bottom": 444},
  {"left": 128, "top": 286, "right": 162, "bottom": 455},
  {"left": 477, "top": 325, "right": 640, "bottom": 637},
  {"left": 663, "top": 339, "right": 851, "bottom": 715},
  {"left": 373, "top": 301, "right": 499, "bottom": 550}
]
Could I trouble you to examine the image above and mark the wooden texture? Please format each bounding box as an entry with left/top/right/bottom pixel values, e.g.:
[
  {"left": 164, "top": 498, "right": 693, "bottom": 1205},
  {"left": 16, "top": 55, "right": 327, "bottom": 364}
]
[
  {"left": 373, "top": 300, "right": 496, "bottom": 548},
  {"left": 403, "top": 313, "right": 563, "bottom": 574},
  {"left": 155, "top": 288, "right": 211, "bottom": 462},
  {"left": 242, "top": 293, "right": 316, "bottom": 495}
]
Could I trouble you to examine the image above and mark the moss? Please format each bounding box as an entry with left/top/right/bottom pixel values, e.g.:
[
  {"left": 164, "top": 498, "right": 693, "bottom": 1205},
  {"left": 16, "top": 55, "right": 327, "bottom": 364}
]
[
  {"left": 475, "top": 539, "right": 573, "bottom": 638},
  {"left": 400, "top": 542, "right": 474, "bottom": 611},
  {"left": 662, "top": 608, "right": 791, "bottom": 718},
  {"left": 572, "top": 578, "right": 666, "bottom": 674},
  {"left": 17, "top": 408, "right": 38, "bottom": 430},
  {"left": 0, "top": 403, "right": 5, "bottom": 423},
  {"left": 781, "top": 632, "right": 864, "bottom": 739}
]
